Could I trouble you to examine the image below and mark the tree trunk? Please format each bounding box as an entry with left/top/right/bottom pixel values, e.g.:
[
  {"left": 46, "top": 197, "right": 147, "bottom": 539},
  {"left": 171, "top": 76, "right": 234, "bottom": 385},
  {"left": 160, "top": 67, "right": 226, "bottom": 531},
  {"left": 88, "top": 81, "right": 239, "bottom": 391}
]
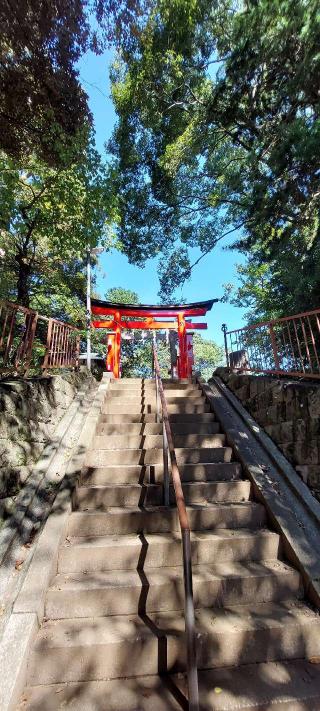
[{"left": 15, "top": 254, "right": 31, "bottom": 307}]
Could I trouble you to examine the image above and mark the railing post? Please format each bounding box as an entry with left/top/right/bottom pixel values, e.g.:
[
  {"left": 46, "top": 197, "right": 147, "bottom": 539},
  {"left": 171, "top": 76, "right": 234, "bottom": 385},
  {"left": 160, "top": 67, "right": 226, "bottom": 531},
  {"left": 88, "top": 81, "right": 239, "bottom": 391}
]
[
  {"left": 269, "top": 323, "right": 281, "bottom": 370},
  {"left": 75, "top": 333, "right": 80, "bottom": 370},
  {"left": 3, "top": 308, "right": 16, "bottom": 366},
  {"left": 153, "top": 343, "right": 199, "bottom": 710},
  {"left": 182, "top": 528, "right": 199, "bottom": 711},
  {"left": 42, "top": 318, "right": 53, "bottom": 373},
  {"left": 23, "top": 312, "right": 38, "bottom": 376},
  {"left": 163, "top": 420, "right": 170, "bottom": 506},
  {"left": 155, "top": 373, "right": 160, "bottom": 423},
  {"left": 222, "top": 323, "right": 229, "bottom": 368}
]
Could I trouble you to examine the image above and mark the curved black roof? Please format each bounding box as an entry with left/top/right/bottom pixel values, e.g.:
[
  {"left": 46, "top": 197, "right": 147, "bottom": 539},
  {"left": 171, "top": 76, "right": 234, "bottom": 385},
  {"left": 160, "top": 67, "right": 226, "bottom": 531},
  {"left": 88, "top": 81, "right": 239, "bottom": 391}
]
[{"left": 91, "top": 298, "right": 218, "bottom": 313}]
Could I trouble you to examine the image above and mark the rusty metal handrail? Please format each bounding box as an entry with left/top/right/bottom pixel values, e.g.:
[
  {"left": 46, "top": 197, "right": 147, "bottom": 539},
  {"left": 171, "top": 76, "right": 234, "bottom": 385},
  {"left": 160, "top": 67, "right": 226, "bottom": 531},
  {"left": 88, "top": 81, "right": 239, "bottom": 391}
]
[
  {"left": 152, "top": 346, "right": 199, "bottom": 711},
  {"left": 223, "top": 306, "right": 320, "bottom": 379},
  {"left": 0, "top": 300, "right": 80, "bottom": 376}
]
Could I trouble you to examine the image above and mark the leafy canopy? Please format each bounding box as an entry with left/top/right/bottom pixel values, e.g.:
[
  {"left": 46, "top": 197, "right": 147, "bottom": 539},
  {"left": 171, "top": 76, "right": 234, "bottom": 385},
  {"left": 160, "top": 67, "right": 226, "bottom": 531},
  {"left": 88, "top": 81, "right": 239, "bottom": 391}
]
[
  {"left": 0, "top": 0, "right": 147, "bottom": 164},
  {"left": 110, "top": 0, "right": 320, "bottom": 306},
  {"left": 0, "top": 136, "right": 116, "bottom": 316}
]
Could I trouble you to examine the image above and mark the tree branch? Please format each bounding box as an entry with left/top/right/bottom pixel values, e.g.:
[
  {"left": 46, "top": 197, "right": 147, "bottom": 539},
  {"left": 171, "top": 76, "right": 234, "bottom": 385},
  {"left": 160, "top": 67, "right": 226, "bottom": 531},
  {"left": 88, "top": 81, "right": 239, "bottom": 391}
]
[{"left": 183, "top": 221, "right": 247, "bottom": 279}]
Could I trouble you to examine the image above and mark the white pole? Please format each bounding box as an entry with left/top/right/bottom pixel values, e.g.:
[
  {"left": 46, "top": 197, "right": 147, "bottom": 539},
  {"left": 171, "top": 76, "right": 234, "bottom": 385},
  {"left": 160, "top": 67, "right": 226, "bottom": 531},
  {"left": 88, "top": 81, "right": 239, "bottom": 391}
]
[{"left": 86, "top": 246, "right": 91, "bottom": 371}]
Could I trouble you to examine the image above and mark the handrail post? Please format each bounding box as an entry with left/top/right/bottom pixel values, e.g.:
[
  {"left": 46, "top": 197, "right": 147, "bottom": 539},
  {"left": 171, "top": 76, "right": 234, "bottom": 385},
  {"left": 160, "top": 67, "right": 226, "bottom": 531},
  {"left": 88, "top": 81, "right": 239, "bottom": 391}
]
[
  {"left": 153, "top": 344, "right": 199, "bottom": 711},
  {"left": 155, "top": 372, "right": 160, "bottom": 423},
  {"left": 42, "top": 317, "right": 53, "bottom": 374},
  {"left": 269, "top": 323, "right": 281, "bottom": 370},
  {"left": 222, "top": 323, "right": 229, "bottom": 368},
  {"left": 163, "top": 420, "right": 170, "bottom": 506},
  {"left": 182, "top": 528, "right": 199, "bottom": 711},
  {"left": 23, "top": 311, "right": 38, "bottom": 376}
]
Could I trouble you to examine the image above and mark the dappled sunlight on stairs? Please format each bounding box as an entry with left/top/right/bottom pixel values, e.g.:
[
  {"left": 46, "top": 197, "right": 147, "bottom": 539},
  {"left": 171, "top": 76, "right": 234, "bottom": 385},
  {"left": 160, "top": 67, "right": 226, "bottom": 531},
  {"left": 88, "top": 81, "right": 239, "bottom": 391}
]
[{"left": 17, "top": 378, "right": 320, "bottom": 710}]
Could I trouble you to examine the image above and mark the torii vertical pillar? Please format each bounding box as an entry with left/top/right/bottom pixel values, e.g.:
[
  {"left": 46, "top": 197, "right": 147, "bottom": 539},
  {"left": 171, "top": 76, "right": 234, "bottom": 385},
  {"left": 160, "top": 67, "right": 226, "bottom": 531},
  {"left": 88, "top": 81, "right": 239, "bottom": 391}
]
[
  {"left": 178, "top": 313, "right": 188, "bottom": 378},
  {"left": 114, "top": 311, "right": 121, "bottom": 378},
  {"left": 106, "top": 332, "right": 115, "bottom": 374},
  {"left": 186, "top": 333, "right": 194, "bottom": 378}
]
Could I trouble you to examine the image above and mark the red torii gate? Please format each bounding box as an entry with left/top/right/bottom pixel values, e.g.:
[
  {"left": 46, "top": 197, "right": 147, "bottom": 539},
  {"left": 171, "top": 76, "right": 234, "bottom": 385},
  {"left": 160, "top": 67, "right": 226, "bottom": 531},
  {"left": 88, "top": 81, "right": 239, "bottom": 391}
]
[{"left": 91, "top": 298, "right": 217, "bottom": 379}]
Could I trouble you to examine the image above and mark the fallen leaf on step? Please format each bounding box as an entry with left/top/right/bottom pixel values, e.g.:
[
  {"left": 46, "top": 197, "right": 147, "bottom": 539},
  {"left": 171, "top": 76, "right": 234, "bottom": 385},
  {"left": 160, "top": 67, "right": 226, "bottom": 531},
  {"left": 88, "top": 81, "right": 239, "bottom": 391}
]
[
  {"left": 309, "top": 656, "right": 320, "bottom": 664},
  {"left": 15, "top": 559, "right": 24, "bottom": 571}
]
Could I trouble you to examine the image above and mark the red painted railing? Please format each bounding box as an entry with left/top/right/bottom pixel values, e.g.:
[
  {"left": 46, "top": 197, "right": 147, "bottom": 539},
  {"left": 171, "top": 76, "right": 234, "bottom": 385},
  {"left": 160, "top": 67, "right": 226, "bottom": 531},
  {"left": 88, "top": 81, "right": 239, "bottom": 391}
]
[
  {"left": 0, "top": 300, "right": 80, "bottom": 377},
  {"left": 222, "top": 307, "right": 320, "bottom": 379}
]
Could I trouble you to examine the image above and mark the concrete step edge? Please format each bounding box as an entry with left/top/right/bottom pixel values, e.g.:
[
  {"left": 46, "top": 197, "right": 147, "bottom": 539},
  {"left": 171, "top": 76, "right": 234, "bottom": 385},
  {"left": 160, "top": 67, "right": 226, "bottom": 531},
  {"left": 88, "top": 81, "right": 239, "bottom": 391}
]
[
  {"left": 30, "top": 598, "right": 320, "bottom": 650},
  {"left": 27, "top": 600, "right": 320, "bottom": 685},
  {"left": 58, "top": 528, "right": 280, "bottom": 572},
  {"left": 49, "top": 559, "right": 300, "bottom": 592},
  {"left": 46, "top": 561, "right": 302, "bottom": 618},
  {"left": 21, "top": 661, "right": 320, "bottom": 711},
  {"left": 61, "top": 528, "right": 279, "bottom": 548}
]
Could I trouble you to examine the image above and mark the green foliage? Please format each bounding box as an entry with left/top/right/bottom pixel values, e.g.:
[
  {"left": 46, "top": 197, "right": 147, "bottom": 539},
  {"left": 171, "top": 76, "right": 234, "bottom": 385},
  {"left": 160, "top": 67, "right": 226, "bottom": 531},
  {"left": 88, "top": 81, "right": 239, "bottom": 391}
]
[
  {"left": 0, "top": 1, "right": 92, "bottom": 164},
  {"left": 193, "top": 332, "right": 224, "bottom": 381},
  {"left": 0, "top": 0, "right": 148, "bottom": 165},
  {"left": 121, "top": 338, "right": 170, "bottom": 378},
  {"left": 105, "top": 286, "right": 140, "bottom": 304},
  {"left": 110, "top": 0, "right": 320, "bottom": 306},
  {"left": 0, "top": 137, "right": 116, "bottom": 318},
  {"left": 224, "top": 232, "right": 320, "bottom": 324}
]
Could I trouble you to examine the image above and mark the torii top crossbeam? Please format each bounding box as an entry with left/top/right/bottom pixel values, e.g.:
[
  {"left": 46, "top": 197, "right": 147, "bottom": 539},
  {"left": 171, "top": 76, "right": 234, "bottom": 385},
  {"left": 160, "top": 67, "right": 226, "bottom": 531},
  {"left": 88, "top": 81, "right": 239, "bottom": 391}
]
[{"left": 91, "top": 298, "right": 218, "bottom": 378}]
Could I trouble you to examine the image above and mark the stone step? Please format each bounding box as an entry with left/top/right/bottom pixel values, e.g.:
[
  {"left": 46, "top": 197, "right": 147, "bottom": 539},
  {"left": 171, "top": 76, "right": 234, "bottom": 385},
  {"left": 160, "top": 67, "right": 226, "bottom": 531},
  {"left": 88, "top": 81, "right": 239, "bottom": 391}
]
[
  {"left": 97, "top": 422, "right": 163, "bottom": 435},
  {"left": 176, "top": 660, "right": 320, "bottom": 711},
  {"left": 107, "top": 394, "right": 203, "bottom": 404},
  {"left": 19, "top": 659, "right": 320, "bottom": 710},
  {"left": 80, "top": 462, "right": 242, "bottom": 486},
  {"left": 18, "top": 677, "right": 182, "bottom": 710},
  {"left": 96, "top": 421, "right": 220, "bottom": 436},
  {"left": 59, "top": 529, "right": 280, "bottom": 573},
  {"left": 109, "top": 380, "right": 193, "bottom": 388},
  {"left": 91, "top": 433, "right": 225, "bottom": 451},
  {"left": 27, "top": 600, "right": 320, "bottom": 685},
  {"left": 92, "top": 433, "right": 166, "bottom": 450},
  {"left": 109, "top": 384, "right": 157, "bottom": 390},
  {"left": 67, "top": 502, "right": 266, "bottom": 536},
  {"left": 99, "top": 412, "right": 216, "bottom": 423},
  {"left": 85, "top": 446, "right": 233, "bottom": 467},
  {"left": 109, "top": 389, "right": 201, "bottom": 399},
  {"left": 99, "top": 413, "right": 160, "bottom": 423},
  {"left": 102, "top": 402, "right": 211, "bottom": 414},
  {"left": 46, "top": 560, "right": 301, "bottom": 619},
  {"left": 73, "top": 480, "right": 251, "bottom": 509},
  {"left": 109, "top": 378, "right": 190, "bottom": 386}
]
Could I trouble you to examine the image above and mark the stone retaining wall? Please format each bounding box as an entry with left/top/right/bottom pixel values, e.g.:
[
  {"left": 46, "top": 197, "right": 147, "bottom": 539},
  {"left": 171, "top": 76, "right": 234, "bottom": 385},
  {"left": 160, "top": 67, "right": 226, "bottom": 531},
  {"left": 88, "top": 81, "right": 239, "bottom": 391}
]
[
  {"left": 0, "top": 372, "right": 94, "bottom": 500},
  {"left": 213, "top": 368, "right": 320, "bottom": 500}
]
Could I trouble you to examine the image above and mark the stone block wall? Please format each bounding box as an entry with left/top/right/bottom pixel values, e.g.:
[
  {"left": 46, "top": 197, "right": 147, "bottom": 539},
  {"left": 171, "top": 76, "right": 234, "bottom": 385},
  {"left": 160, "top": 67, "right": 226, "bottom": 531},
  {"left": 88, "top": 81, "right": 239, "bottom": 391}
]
[
  {"left": 0, "top": 371, "right": 94, "bottom": 499},
  {"left": 213, "top": 368, "right": 320, "bottom": 501}
]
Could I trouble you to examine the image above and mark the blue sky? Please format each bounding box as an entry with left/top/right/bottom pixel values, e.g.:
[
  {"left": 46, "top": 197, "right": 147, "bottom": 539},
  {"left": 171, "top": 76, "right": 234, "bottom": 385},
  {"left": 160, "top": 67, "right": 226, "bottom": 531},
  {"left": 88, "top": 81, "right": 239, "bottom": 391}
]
[{"left": 77, "top": 49, "right": 247, "bottom": 346}]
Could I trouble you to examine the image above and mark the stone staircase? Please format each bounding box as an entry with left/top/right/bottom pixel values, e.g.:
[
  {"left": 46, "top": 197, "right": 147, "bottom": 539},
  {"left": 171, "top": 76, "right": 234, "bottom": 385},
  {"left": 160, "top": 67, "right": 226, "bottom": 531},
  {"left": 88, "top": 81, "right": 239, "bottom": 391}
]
[{"left": 18, "top": 378, "right": 320, "bottom": 710}]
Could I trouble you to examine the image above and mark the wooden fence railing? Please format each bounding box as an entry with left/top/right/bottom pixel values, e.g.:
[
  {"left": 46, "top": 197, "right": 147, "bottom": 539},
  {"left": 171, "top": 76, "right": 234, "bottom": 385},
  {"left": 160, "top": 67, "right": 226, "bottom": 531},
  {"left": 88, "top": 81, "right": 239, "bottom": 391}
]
[
  {"left": 0, "top": 300, "right": 80, "bottom": 377},
  {"left": 222, "top": 307, "right": 320, "bottom": 379}
]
